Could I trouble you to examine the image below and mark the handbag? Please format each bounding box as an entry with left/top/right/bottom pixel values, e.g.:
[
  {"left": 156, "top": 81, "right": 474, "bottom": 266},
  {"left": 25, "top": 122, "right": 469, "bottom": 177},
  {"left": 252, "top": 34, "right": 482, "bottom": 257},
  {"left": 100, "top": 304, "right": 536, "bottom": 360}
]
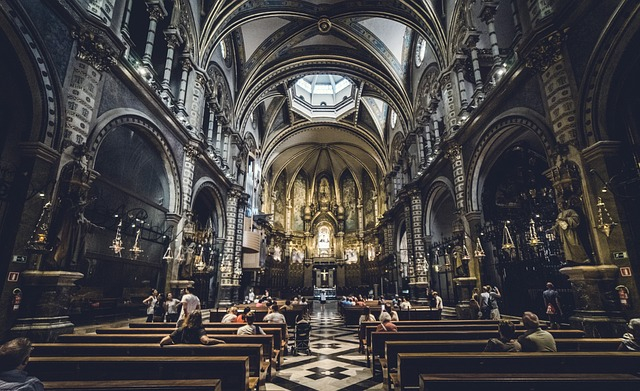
[{"left": 546, "top": 303, "right": 556, "bottom": 315}]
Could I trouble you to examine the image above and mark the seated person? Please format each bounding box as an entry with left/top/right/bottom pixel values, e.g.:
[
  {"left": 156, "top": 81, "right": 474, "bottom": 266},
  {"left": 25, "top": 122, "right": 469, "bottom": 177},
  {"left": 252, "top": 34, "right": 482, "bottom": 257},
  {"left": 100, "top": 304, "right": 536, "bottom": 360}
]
[
  {"left": 399, "top": 297, "right": 411, "bottom": 310},
  {"left": 263, "top": 304, "right": 286, "bottom": 323},
  {"left": 517, "top": 311, "right": 557, "bottom": 352},
  {"left": 221, "top": 306, "right": 238, "bottom": 323},
  {"left": 0, "top": 337, "right": 44, "bottom": 391},
  {"left": 237, "top": 312, "right": 266, "bottom": 335},
  {"left": 375, "top": 312, "right": 398, "bottom": 332},
  {"left": 484, "top": 320, "right": 522, "bottom": 352},
  {"left": 281, "top": 300, "right": 293, "bottom": 312},
  {"left": 235, "top": 306, "right": 251, "bottom": 323},
  {"left": 618, "top": 318, "right": 640, "bottom": 351},
  {"left": 160, "top": 310, "right": 225, "bottom": 345}
]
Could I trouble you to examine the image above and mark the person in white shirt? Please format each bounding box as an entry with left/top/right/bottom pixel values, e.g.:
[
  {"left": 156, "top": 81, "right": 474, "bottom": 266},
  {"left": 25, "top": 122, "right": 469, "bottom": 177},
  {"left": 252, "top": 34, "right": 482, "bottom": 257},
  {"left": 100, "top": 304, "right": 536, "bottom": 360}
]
[
  {"left": 142, "top": 289, "right": 158, "bottom": 323},
  {"left": 237, "top": 312, "right": 266, "bottom": 335},
  {"left": 263, "top": 304, "right": 286, "bottom": 324},
  {"left": 221, "top": 306, "right": 238, "bottom": 323},
  {"left": 432, "top": 291, "right": 443, "bottom": 310},
  {"left": 164, "top": 292, "right": 180, "bottom": 323},
  {"left": 177, "top": 286, "right": 200, "bottom": 326},
  {"left": 399, "top": 297, "right": 411, "bottom": 310}
]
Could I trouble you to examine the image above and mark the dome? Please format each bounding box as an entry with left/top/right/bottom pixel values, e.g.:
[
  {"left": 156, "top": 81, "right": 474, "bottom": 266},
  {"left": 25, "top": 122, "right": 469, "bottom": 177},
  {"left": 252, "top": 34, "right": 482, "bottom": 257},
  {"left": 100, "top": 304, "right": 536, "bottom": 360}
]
[{"left": 294, "top": 74, "right": 353, "bottom": 107}]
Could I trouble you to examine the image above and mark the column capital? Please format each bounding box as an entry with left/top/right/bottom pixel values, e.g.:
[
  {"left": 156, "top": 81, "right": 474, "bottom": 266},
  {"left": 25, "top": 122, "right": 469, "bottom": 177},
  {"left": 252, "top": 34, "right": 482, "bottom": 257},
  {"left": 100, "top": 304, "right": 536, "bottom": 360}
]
[
  {"left": 71, "top": 29, "right": 116, "bottom": 71},
  {"left": 164, "top": 31, "right": 182, "bottom": 49},
  {"left": 181, "top": 57, "right": 193, "bottom": 72},
  {"left": 147, "top": 2, "right": 167, "bottom": 22},
  {"left": 444, "top": 143, "right": 463, "bottom": 160},
  {"left": 183, "top": 144, "right": 201, "bottom": 159},
  {"left": 479, "top": 1, "right": 498, "bottom": 24},
  {"left": 525, "top": 31, "right": 566, "bottom": 73}
]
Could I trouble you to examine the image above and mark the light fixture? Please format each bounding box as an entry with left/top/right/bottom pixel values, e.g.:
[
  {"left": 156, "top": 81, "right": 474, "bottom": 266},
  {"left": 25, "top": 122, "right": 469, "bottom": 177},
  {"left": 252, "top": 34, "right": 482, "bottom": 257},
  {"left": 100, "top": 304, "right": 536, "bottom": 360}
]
[
  {"left": 501, "top": 222, "right": 515, "bottom": 251},
  {"left": 129, "top": 229, "right": 144, "bottom": 258},
  {"left": 596, "top": 196, "right": 617, "bottom": 237},
  {"left": 474, "top": 237, "right": 485, "bottom": 258},
  {"left": 528, "top": 219, "right": 542, "bottom": 247},
  {"left": 109, "top": 219, "right": 125, "bottom": 256}
]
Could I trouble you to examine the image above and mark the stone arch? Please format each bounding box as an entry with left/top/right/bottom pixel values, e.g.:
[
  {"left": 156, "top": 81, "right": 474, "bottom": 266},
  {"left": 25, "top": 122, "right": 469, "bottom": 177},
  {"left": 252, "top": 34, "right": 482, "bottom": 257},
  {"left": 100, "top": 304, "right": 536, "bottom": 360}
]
[
  {"left": 191, "top": 178, "right": 227, "bottom": 241},
  {"left": 88, "top": 110, "right": 182, "bottom": 214},
  {"left": 423, "top": 177, "right": 456, "bottom": 238},
  {"left": 466, "top": 110, "right": 555, "bottom": 213},
  {"left": 0, "top": 2, "right": 62, "bottom": 148}
]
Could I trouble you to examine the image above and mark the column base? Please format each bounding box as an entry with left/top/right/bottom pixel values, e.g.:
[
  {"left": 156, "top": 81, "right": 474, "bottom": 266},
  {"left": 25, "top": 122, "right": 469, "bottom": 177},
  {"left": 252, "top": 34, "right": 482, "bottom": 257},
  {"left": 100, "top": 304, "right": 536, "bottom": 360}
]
[
  {"left": 560, "top": 265, "right": 628, "bottom": 337},
  {"left": 217, "top": 285, "right": 238, "bottom": 307},
  {"left": 410, "top": 283, "right": 430, "bottom": 306},
  {"left": 9, "top": 316, "right": 75, "bottom": 342}
]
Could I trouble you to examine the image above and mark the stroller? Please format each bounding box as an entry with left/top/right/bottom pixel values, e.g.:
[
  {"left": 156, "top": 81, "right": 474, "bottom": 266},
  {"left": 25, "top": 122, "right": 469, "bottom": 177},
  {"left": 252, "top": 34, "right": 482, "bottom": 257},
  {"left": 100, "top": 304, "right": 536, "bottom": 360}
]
[{"left": 292, "top": 319, "right": 312, "bottom": 355}]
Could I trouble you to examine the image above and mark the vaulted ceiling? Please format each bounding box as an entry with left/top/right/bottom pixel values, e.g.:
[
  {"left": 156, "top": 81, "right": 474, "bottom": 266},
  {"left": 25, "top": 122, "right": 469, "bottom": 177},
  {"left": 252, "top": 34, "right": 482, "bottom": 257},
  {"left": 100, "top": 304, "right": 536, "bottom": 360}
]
[{"left": 199, "top": 0, "right": 446, "bottom": 190}]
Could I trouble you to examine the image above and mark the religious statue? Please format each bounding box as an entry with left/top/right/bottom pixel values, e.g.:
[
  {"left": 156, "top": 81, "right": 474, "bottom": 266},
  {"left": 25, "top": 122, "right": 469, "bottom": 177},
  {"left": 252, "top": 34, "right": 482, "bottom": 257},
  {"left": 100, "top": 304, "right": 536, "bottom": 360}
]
[
  {"left": 553, "top": 205, "right": 591, "bottom": 265},
  {"left": 319, "top": 178, "right": 330, "bottom": 204}
]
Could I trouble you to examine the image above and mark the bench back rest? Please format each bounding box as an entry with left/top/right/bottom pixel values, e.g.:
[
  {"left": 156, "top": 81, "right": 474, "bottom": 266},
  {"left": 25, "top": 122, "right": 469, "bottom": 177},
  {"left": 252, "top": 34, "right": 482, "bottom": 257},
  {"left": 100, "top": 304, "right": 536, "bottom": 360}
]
[
  {"left": 29, "top": 356, "right": 250, "bottom": 391},
  {"left": 397, "top": 352, "right": 640, "bottom": 389}
]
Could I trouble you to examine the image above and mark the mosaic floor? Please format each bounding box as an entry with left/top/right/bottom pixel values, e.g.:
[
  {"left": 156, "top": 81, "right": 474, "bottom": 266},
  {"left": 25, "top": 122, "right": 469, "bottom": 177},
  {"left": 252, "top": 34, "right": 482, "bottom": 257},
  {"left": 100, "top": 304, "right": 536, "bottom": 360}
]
[{"left": 266, "top": 302, "right": 382, "bottom": 391}]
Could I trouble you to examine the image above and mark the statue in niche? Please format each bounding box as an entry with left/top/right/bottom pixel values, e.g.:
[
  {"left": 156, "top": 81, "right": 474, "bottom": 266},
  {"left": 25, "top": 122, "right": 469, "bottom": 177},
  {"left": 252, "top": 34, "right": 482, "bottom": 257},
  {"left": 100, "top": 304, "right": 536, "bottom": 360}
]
[
  {"left": 552, "top": 198, "right": 592, "bottom": 265},
  {"left": 273, "top": 245, "right": 282, "bottom": 261},
  {"left": 319, "top": 178, "right": 330, "bottom": 204},
  {"left": 179, "top": 242, "right": 197, "bottom": 279},
  {"left": 292, "top": 248, "right": 304, "bottom": 263}
]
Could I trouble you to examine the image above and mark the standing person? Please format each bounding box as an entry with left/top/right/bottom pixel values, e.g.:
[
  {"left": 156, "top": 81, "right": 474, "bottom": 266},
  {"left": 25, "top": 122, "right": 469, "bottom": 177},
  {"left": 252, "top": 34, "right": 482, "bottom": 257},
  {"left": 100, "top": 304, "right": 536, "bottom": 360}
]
[
  {"left": 237, "top": 312, "right": 266, "bottom": 335},
  {"left": 0, "top": 338, "right": 44, "bottom": 391},
  {"left": 320, "top": 290, "right": 327, "bottom": 305},
  {"left": 142, "top": 289, "right": 158, "bottom": 322},
  {"left": 153, "top": 293, "right": 166, "bottom": 322},
  {"left": 248, "top": 288, "right": 255, "bottom": 303},
  {"left": 177, "top": 286, "right": 200, "bottom": 326},
  {"left": 618, "top": 318, "right": 640, "bottom": 351},
  {"left": 432, "top": 291, "right": 444, "bottom": 310},
  {"left": 543, "top": 282, "right": 563, "bottom": 329},
  {"left": 160, "top": 310, "right": 225, "bottom": 345},
  {"left": 221, "top": 307, "right": 238, "bottom": 323},
  {"left": 164, "top": 292, "right": 180, "bottom": 323},
  {"left": 469, "top": 288, "right": 481, "bottom": 319},
  {"left": 488, "top": 286, "right": 502, "bottom": 320},
  {"left": 518, "top": 311, "right": 557, "bottom": 352},
  {"left": 484, "top": 320, "right": 522, "bottom": 352},
  {"left": 479, "top": 286, "right": 491, "bottom": 319}
]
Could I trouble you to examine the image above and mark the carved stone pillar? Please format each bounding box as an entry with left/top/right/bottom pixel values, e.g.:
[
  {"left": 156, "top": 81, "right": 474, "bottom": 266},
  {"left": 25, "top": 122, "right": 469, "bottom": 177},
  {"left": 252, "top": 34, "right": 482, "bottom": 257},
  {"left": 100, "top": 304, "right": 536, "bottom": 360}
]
[
  {"left": 465, "top": 33, "right": 484, "bottom": 102},
  {"left": 218, "top": 187, "right": 243, "bottom": 305},
  {"left": 480, "top": 1, "right": 502, "bottom": 67},
  {"left": 181, "top": 144, "right": 200, "bottom": 212},
  {"left": 560, "top": 265, "right": 627, "bottom": 337},
  {"left": 409, "top": 188, "right": 429, "bottom": 304},
  {"left": 9, "top": 271, "right": 84, "bottom": 342},
  {"left": 142, "top": 1, "right": 166, "bottom": 66},
  {"left": 177, "top": 57, "right": 192, "bottom": 111},
  {"left": 64, "top": 30, "right": 116, "bottom": 157},
  {"left": 161, "top": 32, "right": 180, "bottom": 90},
  {"left": 454, "top": 57, "right": 468, "bottom": 109},
  {"left": 445, "top": 144, "right": 466, "bottom": 211},
  {"left": 439, "top": 71, "right": 457, "bottom": 133}
]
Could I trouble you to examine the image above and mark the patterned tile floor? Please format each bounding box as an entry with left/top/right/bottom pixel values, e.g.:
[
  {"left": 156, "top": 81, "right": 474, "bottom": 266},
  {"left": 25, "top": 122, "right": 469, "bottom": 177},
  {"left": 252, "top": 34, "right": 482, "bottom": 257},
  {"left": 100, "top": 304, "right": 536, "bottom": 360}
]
[{"left": 267, "top": 302, "right": 382, "bottom": 391}]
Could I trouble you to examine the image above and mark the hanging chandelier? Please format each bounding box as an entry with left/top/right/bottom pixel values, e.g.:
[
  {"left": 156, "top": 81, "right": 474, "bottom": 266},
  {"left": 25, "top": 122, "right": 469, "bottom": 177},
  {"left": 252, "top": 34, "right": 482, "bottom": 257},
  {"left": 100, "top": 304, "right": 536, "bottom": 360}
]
[
  {"left": 501, "top": 222, "right": 515, "bottom": 251},
  {"left": 109, "top": 219, "right": 125, "bottom": 256},
  {"left": 474, "top": 237, "right": 485, "bottom": 258},
  {"left": 129, "top": 229, "right": 144, "bottom": 258},
  {"left": 528, "top": 219, "right": 542, "bottom": 247},
  {"left": 596, "top": 196, "right": 617, "bottom": 237}
]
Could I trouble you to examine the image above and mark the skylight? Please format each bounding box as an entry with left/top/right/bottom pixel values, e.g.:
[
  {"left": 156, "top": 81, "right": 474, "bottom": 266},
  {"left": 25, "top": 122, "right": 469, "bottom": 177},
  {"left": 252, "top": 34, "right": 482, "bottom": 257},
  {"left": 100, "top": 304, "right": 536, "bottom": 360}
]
[{"left": 291, "top": 74, "right": 356, "bottom": 119}]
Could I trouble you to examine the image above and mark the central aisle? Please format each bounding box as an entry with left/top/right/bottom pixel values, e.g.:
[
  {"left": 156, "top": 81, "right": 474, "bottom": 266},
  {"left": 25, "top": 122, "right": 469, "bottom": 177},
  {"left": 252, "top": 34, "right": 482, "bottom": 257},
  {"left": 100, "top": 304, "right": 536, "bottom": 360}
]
[{"left": 267, "top": 301, "right": 382, "bottom": 391}]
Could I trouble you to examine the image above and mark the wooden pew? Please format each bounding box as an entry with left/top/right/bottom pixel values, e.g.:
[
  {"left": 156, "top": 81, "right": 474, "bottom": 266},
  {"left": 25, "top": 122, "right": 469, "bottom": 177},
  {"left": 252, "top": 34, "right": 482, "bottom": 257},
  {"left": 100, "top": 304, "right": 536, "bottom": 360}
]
[
  {"left": 358, "top": 319, "right": 520, "bottom": 354},
  {"left": 33, "top": 343, "right": 268, "bottom": 386},
  {"left": 381, "top": 338, "right": 622, "bottom": 388},
  {"left": 343, "top": 307, "right": 441, "bottom": 326},
  {"left": 209, "top": 307, "right": 305, "bottom": 326},
  {"left": 55, "top": 334, "right": 275, "bottom": 369},
  {"left": 368, "top": 329, "right": 585, "bottom": 367},
  {"left": 97, "top": 326, "right": 285, "bottom": 369},
  {"left": 363, "top": 323, "right": 529, "bottom": 360},
  {"left": 29, "top": 356, "right": 251, "bottom": 391},
  {"left": 43, "top": 379, "right": 222, "bottom": 391},
  {"left": 418, "top": 373, "right": 640, "bottom": 391},
  {"left": 395, "top": 352, "right": 640, "bottom": 390}
]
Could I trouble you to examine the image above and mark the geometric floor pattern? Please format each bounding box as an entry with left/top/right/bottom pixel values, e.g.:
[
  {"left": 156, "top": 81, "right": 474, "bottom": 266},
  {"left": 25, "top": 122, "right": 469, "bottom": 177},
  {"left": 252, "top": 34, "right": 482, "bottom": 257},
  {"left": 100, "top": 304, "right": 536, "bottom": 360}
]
[{"left": 266, "top": 301, "right": 383, "bottom": 391}]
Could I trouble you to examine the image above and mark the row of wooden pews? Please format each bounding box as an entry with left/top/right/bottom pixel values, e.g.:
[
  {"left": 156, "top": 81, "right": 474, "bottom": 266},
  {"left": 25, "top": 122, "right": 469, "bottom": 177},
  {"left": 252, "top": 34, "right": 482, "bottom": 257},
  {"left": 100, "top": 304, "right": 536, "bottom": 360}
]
[
  {"left": 29, "top": 321, "right": 292, "bottom": 391},
  {"left": 355, "top": 318, "right": 640, "bottom": 391}
]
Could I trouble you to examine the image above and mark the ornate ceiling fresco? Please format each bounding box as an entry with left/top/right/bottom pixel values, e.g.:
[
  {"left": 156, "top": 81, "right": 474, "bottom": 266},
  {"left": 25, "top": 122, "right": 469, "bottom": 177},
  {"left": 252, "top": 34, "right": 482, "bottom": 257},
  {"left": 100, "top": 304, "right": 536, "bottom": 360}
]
[{"left": 199, "top": 0, "right": 447, "bottom": 191}]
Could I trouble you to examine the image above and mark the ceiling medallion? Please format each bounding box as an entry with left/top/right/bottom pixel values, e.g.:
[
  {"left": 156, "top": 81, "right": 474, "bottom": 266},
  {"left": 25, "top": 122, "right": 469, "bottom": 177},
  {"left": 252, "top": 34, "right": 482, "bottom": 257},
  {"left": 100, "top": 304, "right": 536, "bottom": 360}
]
[{"left": 318, "top": 17, "right": 332, "bottom": 34}]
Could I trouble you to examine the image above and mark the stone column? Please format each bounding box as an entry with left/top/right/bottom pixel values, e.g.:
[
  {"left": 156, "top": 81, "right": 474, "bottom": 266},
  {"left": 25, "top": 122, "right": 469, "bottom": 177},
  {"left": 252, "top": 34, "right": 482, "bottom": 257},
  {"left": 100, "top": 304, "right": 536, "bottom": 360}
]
[
  {"left": 64, "top": 30, "right": 116, "bottom": 157},
  {"left": 439, "top": 71, "right": 457, "bottom": 133},
  {"left": 432, "top": 115, "right": 442, "bottom": 152},
  {"left": 465, "top": 33, "right": 484, "bottom": 102},
  {"left": 218, "top": 187, "right": 243, "bottom": 305},
  {"left": 454, "top": 57, "right": 468, "bottom": 109},
  {"left": 423, "top": 122, "right": 433, "bottom": 159},
  {"left": 181, "top": 144, "right": 199, "bottom": 212},
  {"left": 415, "top": 130, "right": 425, "bottom": 166},
  {"left": 445, "top": 144, "right": 466, "bottom": 211},
  {"left": 161, "top": 32, "right": 180, "bottom": 90},
  {"left": 164, "top": 212, "right": 182, "bottom": 293},
  {"left": 480, "top": 1, "right": 502, "bottom": 67},
  {"left": 121, "top": 0, "right": 133, "bottom": 36},
  {"left": 177, "top": 57, "right": 192, "bottom": 111},
  {"left": 142, "top": 2, "right": 166, "bottom": 66},
  {"left": 409, "top": 188, "right": 429, "bottom": 304}
]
